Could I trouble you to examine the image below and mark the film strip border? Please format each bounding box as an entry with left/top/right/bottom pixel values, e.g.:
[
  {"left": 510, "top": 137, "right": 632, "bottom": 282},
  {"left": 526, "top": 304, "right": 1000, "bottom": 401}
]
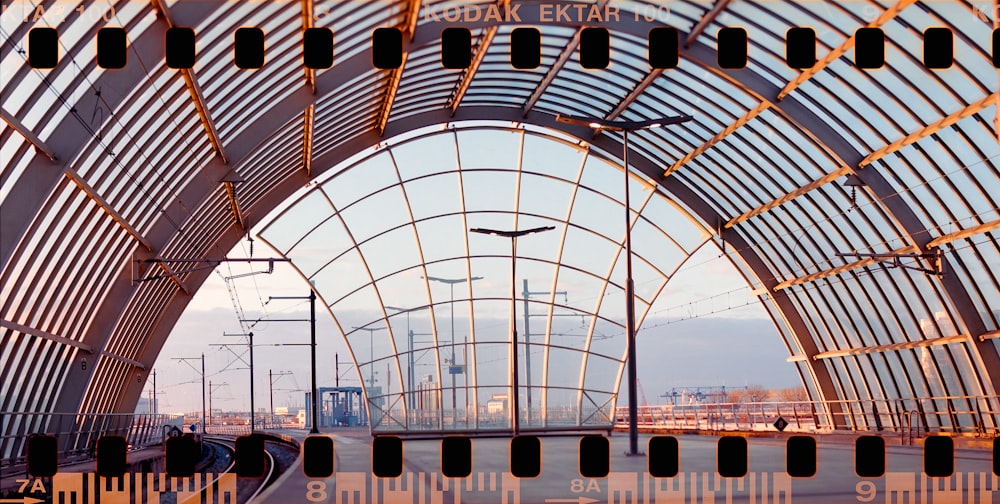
[
  {"left": 20, "top": 432, "right": 1000, "bottom": 479},
  {"left": 15, "top": 25, "right": 1000, "bottom": 70}
]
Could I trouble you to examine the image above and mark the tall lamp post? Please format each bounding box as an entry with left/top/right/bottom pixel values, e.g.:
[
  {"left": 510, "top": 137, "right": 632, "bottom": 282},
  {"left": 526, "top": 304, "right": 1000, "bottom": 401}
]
[
  {"left": 422, "top": 275, "right": 483, "bottom": 428},
  {"left": 353, "top": 325, "right": 387, "bottom": 426},
  {"left": 470, "top": 225, "right": 554, "bottom": 436},
  {"left": 556, "top": 113, "right": 693, "bottom": 456}
]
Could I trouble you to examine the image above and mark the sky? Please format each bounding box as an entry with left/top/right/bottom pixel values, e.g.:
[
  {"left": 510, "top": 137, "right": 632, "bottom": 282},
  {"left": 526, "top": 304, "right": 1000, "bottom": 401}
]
[
  {"left": 141, "top": 124, "right": 808, "bottom": 417},
  {"left": 148, "top": 232, "right": 802, "bottom": 415}
]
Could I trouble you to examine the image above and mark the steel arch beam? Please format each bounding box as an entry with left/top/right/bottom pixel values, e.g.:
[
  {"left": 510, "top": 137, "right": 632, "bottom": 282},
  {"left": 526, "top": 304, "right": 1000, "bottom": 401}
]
[
  {"left": 673, "top": 35, "right": 1000, "bottom": 398},
  {"left": 49, "top": 104, "right": 844, "bottom": 426},
  {"left": 0, "top": 37, "right": 827, "bottom": 421},
  {"left": 9, "top": 2, "right": 995, "bottom": 418},
  {"left": 393, "top": 12, "right": 1000, "bottom": 399}
]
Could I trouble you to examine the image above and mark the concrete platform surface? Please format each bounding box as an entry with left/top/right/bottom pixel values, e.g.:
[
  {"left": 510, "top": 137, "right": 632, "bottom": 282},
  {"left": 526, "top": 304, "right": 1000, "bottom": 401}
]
[{"left": 254, "top": 428, "right": 997, "bottom": 504}]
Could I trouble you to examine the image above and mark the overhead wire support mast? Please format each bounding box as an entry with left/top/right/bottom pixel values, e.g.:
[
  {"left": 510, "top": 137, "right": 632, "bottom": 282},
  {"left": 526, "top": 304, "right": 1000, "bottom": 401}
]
[
  {"left": 522, "top": 280, "right": 568, "bottom": 425},
  {"left": 834, "top": 250, "right": 943, "bottom": 276},
  {"left": 269, "top": 370, "right": 294, "bottom": 426},
  {"left": 260, "top": 291, "right": 320, "bottom": 433},
  {"left": 172, "top": 355, "right": 206, "bottom": 435},
  {"left": 133, "top": 258, "right": 290, "bottom": 284},
  {"left": 211, "top": 332, "right": 257, "bottom": 431},
  {"left": 423, "top": 275, "right": 483, "bottom": 428}
]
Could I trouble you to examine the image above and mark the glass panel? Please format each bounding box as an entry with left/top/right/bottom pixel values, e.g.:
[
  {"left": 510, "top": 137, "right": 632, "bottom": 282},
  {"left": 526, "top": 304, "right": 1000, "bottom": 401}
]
[
  {"left": 517, "top": 173, "right": 576, "bottom": 222},
  {"left": 457, "top": 129, "right": 521, "bottom": 169},
  {"left": 569, "top": 188, "right": 625, "bottom": 243},
  {"left": 338, "top": 185, "right": 412, "bottom": 244},
  {"left": 545, "top": 346, "right": 585, "bottom": 391},
  {"left": 583, "top": 353, "right": 622, "bottom": 395},
  {"left": 415, "top": 215, "right": 470, "bottom": 264},
  {"left": 544, "top": 387, "right": 581, "bottom": 427},
  {"left": 551, "top": 264, "right": 612, "bottom": 316},
  {"left": 521, "top": 133, "right": 586, "bottom": 182},
  {"left": 462, "top": 170, "right": 518, "bottom": 213},
  {"left": 474, "top": 335, "right": 512, "bottom": 425},
  {"left": 323, "top": 151, "right": 398, "bottom": 207},
  {"left": 377, "top": 268, "right": 429, "bottom": 317},
  {"left": 359, "top": 225, "right": 422, "bottom": 281},
  {"left": 313, "top": 248, "right": 370, "bottom": 306},
  {"left": 288, "top": 216, "right": 352, "bottom": 278},
  {"left": 393, "top": 133, "right": 459, "bottom": 181},
  {"left": 512, "top": 223, "right": 563, "bottom": 262},
  {"left": 465, "top": 256, "right": 515, "bottom": 305}
]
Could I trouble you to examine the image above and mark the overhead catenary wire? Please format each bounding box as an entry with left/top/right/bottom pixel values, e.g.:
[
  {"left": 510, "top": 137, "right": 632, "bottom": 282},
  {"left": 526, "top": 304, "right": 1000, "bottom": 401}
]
[
  {"left": 674, "top": 153, "right": 1000, "bottom": 285},
  {"left": 1, "top": 0, "right": 240, "bottom": 261}
]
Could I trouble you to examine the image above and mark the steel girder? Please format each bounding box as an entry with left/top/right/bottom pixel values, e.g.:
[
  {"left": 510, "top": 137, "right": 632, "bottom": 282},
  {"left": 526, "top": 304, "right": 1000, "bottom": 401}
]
[{"left": 1, "top": 2, "right": 995, "bottom": 423}]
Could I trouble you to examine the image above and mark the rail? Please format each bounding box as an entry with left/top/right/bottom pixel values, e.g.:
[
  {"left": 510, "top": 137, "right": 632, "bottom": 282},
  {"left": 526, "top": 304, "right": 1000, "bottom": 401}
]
[
  {"left": 0, "top": 412, "right": 177, "bottom": 468},
  {"left": 613, "top": 395, "right": 1000, "bottom": 435},
  {"left": 247, "top": 445, "right": 276, "bottom": 503},
  {"left": 202, "top": 433, "right": 297, "bottom": 503}
]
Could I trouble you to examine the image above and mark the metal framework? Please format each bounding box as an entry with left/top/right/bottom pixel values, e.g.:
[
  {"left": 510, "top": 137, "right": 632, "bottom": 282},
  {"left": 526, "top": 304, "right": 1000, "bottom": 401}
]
[
  {"left": 448, "top": 0, "right": 511, "bottom": 113},
  {"left": 684, "top": 0, "right": 733, "bottom": 48},
  {"left": 1, "top": 107, "right": 57, "bottom": 160},
  {"left": 375, "top": 0, "right": 421, "bottom": 135},
  {"left": 776, "top": 0, "right": 918, "bottom": 101},
  {"left": 2, "top": 0, "right": 998, "bottom": 440}
]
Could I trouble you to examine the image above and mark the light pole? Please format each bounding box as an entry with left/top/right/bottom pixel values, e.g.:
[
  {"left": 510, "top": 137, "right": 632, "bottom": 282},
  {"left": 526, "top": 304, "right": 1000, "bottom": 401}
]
[
  {"left": 556, "top": 113, "right": 693, "bottom": 455},
  {"left": 353, "top": 326, "right": 387, "bottom": 388},
  {"left": 422, "top": 275, "right": 482, "bottom": 428},
  {"left": 470, "top": 226, "right": 555, "bottom": 436}
]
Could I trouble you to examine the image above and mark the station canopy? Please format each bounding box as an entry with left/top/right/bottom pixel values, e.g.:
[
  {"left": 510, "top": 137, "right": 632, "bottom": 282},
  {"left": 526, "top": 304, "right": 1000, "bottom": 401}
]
[{"left": 2, "top": 0, "right": 999, "bottom": 437}]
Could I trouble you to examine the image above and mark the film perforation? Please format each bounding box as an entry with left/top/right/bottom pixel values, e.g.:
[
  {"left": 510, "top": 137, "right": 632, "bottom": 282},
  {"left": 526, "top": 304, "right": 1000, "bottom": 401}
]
[{"left": 19, "top": 24, "right": 997, "bottom": 72}]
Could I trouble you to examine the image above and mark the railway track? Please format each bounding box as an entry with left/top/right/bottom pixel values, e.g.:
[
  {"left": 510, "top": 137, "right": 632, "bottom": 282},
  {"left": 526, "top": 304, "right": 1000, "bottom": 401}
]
[{"left": 196, "top": 434, "right": 298, "bottom": 504}]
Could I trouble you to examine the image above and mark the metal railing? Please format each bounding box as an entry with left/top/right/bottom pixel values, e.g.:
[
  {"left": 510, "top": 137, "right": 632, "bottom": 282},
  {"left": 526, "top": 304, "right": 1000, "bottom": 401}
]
[
  {"left": 204, "top": 424, "right": 253, "bottom": 436},
  {"left": 614, "top": 395, "right": 1000, "bottom": 436},
  {"left": 1, "top": 412, "right": 176, "bottom": 468},
  {"left": 203, "top": 417, "right": 288, "bottom": 436}
]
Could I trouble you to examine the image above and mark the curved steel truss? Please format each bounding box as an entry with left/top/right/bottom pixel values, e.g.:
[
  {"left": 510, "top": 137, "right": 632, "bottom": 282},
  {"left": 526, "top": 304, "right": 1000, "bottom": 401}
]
[{"left": 2, "top": 0, "right": 998, "bottom": 441}]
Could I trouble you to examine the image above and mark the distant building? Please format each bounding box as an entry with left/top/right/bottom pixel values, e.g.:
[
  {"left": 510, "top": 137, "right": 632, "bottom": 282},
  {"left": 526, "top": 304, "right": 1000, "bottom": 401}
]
[
  {"left": 417, "top": 378, "right": 441, "bottom": 410},
  {"left": 487, "top": 393, "right": 508, "bottom": 415}
]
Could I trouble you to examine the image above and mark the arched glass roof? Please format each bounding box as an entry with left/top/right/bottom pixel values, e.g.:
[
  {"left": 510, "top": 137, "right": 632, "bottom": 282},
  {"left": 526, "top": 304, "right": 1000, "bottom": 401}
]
[
  {"left": 259, "top": 123, "right": 710, "bottom": 430},
  {"left": 2, "top": 0, "right": 998, "bottom": 442}
]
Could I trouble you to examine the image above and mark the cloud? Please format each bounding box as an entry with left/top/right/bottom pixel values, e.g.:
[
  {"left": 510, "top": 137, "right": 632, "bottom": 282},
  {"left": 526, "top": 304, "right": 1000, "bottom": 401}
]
[{"left": 158, "top": 302, "right": 798, "bottom": 414}]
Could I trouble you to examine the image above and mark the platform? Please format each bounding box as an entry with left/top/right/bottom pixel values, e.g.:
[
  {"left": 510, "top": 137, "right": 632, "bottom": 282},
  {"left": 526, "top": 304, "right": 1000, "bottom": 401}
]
[{"left": 255, "top": 428, "right": 998, "bottom": 504}]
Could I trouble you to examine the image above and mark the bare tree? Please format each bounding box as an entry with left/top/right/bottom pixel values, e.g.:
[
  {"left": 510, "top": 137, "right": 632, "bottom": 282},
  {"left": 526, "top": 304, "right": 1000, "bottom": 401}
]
[
  {"left": 726, "top": 389, "right": 746, "bottom": 403},
  {"left": 745, "top": 384, "right": 772, "bottom": 402},
  {"left": 778, "top": 387, "right": 809, "bottom": 401}
]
